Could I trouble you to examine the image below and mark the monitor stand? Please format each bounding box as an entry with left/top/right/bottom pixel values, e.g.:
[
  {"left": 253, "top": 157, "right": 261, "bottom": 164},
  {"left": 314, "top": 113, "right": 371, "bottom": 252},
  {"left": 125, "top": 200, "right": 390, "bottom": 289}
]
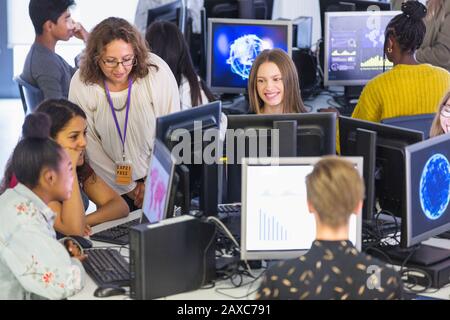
[
  {"left": 383, "top": 244, "right": 450, "bottom": 266},
  {"left": 333, "top": 85, "right": 364, "bottom": 116}
]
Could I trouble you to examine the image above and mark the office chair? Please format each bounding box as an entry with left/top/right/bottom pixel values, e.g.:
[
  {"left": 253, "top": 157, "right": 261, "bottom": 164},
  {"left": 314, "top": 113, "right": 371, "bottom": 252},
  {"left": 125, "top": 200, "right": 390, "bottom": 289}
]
[
  {"left": 381, "top": 113, "right": 435, "bottom": 139},
  {"left": 13, "top": 75, "right": 44, "bottom": 115}
]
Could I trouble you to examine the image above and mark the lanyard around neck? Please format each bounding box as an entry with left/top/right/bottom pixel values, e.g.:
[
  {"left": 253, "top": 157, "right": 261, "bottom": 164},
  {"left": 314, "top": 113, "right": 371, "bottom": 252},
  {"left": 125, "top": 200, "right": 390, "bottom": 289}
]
[{"left": 104, "top": 78, "right": 133, "bottom": 158}]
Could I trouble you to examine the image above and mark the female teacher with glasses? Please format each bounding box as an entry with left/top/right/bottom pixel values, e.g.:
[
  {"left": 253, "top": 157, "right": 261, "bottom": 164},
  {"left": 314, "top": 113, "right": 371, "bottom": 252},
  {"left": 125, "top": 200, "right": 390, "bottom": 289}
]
[{"left": 69, "top": 17, "right": 180, "bottom": 211}]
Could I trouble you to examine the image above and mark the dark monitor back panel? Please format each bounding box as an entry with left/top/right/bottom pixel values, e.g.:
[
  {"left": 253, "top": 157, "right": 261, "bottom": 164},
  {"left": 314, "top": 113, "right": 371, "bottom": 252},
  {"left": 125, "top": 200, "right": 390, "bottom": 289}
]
[
  {"left": 227, "top": 113, "right": 336, "bottom": 157},
  {"left": 225, "top": 113, "right": 336, "bottom": 202},
  {"left": 204, "top": 0, "right": 272, "bottom": 20},
  {"left": 339, "top": 116, "right": 423, "bottom": 218}
]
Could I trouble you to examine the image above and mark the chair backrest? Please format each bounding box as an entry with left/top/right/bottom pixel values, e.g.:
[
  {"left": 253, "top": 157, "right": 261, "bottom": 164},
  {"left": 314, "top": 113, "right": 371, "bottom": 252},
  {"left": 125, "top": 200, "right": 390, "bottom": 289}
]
[
  {"left": 13, "top": 75, "right": 44, "bottom": 114},
  {"left": 381, "top": 113, "right": 435, "bottom": 139}
]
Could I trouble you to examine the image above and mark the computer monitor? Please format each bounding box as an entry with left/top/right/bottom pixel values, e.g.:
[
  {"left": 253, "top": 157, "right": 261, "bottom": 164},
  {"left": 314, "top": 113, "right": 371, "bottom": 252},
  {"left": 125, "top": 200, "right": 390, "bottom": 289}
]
[
  {"left": 404, "top": 134, "right": 450, "bottom": 248},
  {"left": 204, "top": 0, "right": 272, "bottom": 20},
  {"left": 207, "top": 18, "right": 292, "bottom": 94},
  {"left": 319, "top": 0, "right": 391, "bottom": 38},
  {"left": 155, "top": 101, "right": 222, "bottom": 216},
  {"left": 147, "top": 0, "right": 187, "bottom": 34},
  {"left": 240, "top": 157, "right": 363, "bottom": 260},
  {"left": 324, "top": 10, "right": 400, "bottom": 86},
  {"left": 294, "top": 16, "right": 313, "bottom": 49},
  {"left": 339, "top": 116, "right": 424, "bottom": 221},
  {"left": 156, "top": 101, "right": 222, "bottom": 148},
  {"left": 142, "top": 139, "right": 176, "bottom": 224},
  {"left": 225, "top": 113, "right": 336, "bottom": 202}
]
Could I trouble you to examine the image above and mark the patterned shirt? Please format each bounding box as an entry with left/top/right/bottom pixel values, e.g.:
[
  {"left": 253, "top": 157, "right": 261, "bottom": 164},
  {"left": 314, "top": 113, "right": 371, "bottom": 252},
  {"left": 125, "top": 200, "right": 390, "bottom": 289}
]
[
  {"left": 257, "top": 240, "right": 403, "bottom": 300},
  {"left": 0, "top": 184, "right": 85, "bottom": 300}
]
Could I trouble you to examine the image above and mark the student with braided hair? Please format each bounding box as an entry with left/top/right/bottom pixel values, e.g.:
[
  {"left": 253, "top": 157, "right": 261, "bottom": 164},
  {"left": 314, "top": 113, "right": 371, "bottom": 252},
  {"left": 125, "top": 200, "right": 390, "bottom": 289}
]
[{"left": 352, "top": 0, "right": 450, "bottom": 123}]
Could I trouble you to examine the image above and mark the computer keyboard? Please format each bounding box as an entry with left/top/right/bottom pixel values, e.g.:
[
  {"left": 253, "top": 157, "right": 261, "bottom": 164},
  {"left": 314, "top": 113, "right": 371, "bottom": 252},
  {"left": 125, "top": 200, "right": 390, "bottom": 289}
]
[
  {"left": 217, "top": 203, "right": 241, "bottom": 219},
  {"left": 436, "top": 230, "right": 450, "bottom": 239},
  {"left": 83, "top": 248, "right": 130, "bottom": 287},
  {"left": 90, "top": 219, "right": 140, "bottom": 245}
]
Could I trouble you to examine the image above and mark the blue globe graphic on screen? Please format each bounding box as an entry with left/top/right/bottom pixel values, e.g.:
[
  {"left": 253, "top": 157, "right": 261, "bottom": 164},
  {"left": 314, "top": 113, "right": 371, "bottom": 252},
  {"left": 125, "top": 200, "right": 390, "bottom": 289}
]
[
  {"left": 226, "top": 34, "right": 272, "bottom": 80},
  {"left": 419, "top": 153, "right": 450, "bottom": 220}
]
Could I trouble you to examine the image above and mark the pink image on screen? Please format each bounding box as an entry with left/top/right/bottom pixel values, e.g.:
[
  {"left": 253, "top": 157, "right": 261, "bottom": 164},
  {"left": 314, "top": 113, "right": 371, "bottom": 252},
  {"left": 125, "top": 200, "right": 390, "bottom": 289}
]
[{"left": 149, "top": 168, "right": 168, "bottom": 221}]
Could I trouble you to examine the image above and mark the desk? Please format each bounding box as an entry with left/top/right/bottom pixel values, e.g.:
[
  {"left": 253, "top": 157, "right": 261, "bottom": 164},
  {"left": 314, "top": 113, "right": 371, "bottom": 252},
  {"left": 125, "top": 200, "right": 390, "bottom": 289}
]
[
  {"left": 72, "top": 210, "right": 261, "bottom": 300},
  {"left": 72, "top": 210, "right": 450, "bottom": 300}
]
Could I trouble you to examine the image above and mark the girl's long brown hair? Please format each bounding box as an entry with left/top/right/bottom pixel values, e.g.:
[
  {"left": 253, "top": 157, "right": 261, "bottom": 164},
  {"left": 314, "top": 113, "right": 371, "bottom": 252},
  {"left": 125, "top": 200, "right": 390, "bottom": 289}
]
[{"left": 248, "top": 49, "right": 306, "bottom": 114}]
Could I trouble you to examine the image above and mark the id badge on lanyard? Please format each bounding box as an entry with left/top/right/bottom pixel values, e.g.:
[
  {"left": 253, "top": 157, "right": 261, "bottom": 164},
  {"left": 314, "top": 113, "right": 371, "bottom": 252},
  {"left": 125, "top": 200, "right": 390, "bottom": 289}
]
[
  {"left": 115, "top": 158, "right": 133, "bottom": 185},
  {"left": 105, "top": 78, "right": 134, "bottom": 186}
]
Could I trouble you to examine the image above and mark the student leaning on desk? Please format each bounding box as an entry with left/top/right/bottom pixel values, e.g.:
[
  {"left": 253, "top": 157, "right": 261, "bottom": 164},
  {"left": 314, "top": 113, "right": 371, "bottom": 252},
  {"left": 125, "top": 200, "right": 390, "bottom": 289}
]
[
  {"left": 1, "top": 99, "right": 130, "bottom": 237},
  {"left": 257, "top": 157, "right": 403, "bottom": 300},
  {"left": 0, "top": 114, "right": 86, "bottom": 300}
]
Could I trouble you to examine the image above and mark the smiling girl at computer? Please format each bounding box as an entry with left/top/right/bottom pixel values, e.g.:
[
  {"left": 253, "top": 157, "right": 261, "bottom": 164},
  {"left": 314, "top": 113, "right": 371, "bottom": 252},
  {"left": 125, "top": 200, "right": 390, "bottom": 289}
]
[
  {"left": 430, "top": 90, "right": 450, "bottom": 137},
  {"left": 69, "top": 17, "right": 180, "bottom": 210},
  {"left": 36, "top": 99, "right": 130, "bottom": 234},
  {"left": 351, "top": 1, "right": 450, "bottom": 123},
  {"left": 248, "top": 48, "right": 307, "bottom": 115},
  {"left": 0, "top": 113, "right": 85, "bottom": 300}
]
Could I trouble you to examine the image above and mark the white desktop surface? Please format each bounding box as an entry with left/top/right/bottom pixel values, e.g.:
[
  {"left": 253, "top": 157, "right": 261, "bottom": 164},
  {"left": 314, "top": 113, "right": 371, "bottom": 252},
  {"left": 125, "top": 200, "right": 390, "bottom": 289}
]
[
  {"left": 72, "top": 210, "right": 261, "bottom": 300},
  {"left": 71, "top": 209, "right": 450, "bottom": 300}
]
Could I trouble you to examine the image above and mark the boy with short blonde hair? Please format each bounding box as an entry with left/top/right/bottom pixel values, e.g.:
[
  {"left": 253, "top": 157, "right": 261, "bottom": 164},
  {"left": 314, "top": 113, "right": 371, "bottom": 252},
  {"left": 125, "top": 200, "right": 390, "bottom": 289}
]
[{"left": 257, "top": 156, "right": 403, "bottom": 300}]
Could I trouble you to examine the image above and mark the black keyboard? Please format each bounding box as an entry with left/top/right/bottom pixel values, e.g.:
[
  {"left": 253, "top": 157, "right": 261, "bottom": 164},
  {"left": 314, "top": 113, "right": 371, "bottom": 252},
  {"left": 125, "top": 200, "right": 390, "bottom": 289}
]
[
  {"left": 217, "top": 204, "right": 241, "bottom": 238},
  {"left": 436, "top": 230, "right": 450, "bottom": 239},
  {"left": 90, "top": 219, "right": 140, "bottom": 245},
  {"left": 217, "top": 203, "right": 241, "bottom": 219},
  {"left": 83, "top": 248, "right": 130, "bottom": 287}
]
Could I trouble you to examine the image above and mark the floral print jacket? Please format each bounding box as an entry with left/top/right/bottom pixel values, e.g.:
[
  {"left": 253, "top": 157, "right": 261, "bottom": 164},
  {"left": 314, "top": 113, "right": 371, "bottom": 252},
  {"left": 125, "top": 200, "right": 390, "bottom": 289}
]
[{"left": 0, "top": 184, "right": 85, "bottom": 300}]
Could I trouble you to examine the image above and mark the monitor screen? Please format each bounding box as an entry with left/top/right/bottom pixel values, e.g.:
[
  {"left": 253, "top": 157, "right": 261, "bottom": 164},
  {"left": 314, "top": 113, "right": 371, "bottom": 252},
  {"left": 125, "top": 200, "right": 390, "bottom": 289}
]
[
  {"left": 142, "top": 139, "right": 176, "bottom": 223},
  {"left": 404, "top": 134, "right": 450, "bottom": 247},
  {"left": 339, "top": 116, "right": 424, "bottom": 221},
  {"left": 319, "top": 0, "right": 392, "bottom": 37},
  {"left": 324, "top": 10, "right": 400, "bottom": 86},
  {"left": 207, "top": 18, "right": 292, "bottom": 94},
  {"left": 241, "top": 157, "right": 363, "bottom": 260}
]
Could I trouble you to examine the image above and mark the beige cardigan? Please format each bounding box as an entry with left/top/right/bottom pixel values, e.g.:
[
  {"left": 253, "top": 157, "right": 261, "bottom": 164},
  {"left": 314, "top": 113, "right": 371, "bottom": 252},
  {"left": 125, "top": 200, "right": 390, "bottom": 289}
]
[{"left": 391, "top": 0, "right": 450, "bottom": 71}]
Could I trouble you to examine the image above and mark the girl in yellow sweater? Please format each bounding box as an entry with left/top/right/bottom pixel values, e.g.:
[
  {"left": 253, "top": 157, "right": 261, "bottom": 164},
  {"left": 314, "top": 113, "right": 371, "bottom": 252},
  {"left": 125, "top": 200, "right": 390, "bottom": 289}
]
[{"left": 352, "top": 1, "right": 450, "bottom": 123}]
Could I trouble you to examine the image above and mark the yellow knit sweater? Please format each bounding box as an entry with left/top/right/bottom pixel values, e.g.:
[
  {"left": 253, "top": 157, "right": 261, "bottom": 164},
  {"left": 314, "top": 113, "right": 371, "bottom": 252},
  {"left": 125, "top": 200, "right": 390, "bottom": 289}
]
[{"left": 351, "top": 64, "right": 450, "bottom": 122}]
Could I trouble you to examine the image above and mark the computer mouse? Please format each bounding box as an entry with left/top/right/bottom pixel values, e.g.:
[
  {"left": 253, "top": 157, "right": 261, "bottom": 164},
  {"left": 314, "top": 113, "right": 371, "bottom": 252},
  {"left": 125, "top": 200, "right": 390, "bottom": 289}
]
[
  {"left": 93, "top": 285, "right": 126, "bottom": 298},
  {"left": 68, "top": 235, "right": 93, "bottom": 249}
]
